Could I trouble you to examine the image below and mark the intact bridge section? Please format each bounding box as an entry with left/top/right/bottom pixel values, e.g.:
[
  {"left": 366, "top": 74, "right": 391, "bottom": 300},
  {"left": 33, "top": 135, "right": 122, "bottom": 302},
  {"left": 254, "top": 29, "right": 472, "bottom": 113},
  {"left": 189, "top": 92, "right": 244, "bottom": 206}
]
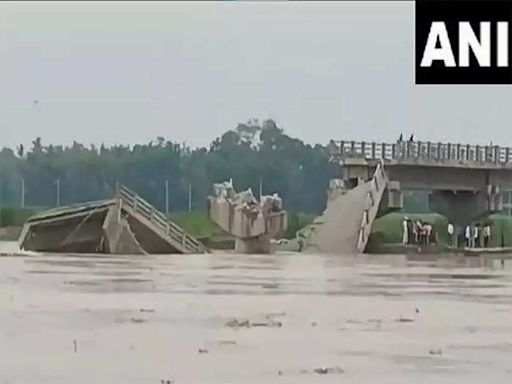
[
  {"left": 303, "top": 139, "right": 512, "bottom": 255},
  {"left": 330, "top": 140, "right": 507, "bottom": 228}
]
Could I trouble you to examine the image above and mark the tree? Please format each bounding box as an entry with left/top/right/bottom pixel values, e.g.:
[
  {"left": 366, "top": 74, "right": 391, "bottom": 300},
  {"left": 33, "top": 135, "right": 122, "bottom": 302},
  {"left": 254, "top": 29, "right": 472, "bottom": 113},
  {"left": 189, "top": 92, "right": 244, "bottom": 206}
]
[{"left": 0, "top": 119, "right": 331, "bottom": 214}]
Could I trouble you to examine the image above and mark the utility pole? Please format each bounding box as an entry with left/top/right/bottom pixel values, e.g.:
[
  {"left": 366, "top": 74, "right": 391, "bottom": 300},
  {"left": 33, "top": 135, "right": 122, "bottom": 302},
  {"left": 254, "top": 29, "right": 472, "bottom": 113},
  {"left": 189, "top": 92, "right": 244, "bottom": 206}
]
[
  {"left": 55, "top": 179, "right": 60, "bottom": 207},
  {"left": 259, "top": 178, "right": 263, "bottom": 200},
  {"left": 165, "top": 179, "right": 170, "bottom": 216},
  {"left": 21, "top": 178, "right": 26, "bottom": 208},
  {"left": 188, "top": 183, "right": 192, "bottom": 212}
]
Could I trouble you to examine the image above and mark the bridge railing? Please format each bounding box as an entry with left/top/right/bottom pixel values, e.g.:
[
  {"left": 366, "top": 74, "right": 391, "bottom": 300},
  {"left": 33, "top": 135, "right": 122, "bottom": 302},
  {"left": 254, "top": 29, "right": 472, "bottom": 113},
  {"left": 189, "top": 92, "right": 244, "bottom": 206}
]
[
  {"left": 117, "top": 184, "right": 207, "bottom": 253},
  {"left": 357, "top": 160, "right": 388, "bottom": 253},
  {"left": 330, "top": 140, "right": 512, "bottom": 164}
]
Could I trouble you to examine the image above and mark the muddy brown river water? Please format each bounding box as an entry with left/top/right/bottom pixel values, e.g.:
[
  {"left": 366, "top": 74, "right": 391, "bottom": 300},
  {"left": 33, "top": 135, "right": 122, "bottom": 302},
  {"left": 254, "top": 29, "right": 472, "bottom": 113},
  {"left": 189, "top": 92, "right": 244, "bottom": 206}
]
[{"left": 1, "top": 241, "right": 512, "bottom": 383}]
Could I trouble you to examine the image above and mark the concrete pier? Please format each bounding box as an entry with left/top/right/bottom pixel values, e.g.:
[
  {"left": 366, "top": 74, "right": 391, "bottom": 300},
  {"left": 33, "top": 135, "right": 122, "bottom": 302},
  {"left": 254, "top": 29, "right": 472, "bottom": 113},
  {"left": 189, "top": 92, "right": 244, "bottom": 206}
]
[{"left": 207, "top": 181, "right": 287, "bottom": 253}]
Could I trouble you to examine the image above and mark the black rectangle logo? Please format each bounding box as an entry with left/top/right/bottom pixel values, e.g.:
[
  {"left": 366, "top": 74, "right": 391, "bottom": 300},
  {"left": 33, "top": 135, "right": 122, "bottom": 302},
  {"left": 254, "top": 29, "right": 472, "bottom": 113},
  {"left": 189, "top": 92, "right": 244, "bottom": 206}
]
[{"left": 416, "top": 0, "right": 512, "bottom": 84}]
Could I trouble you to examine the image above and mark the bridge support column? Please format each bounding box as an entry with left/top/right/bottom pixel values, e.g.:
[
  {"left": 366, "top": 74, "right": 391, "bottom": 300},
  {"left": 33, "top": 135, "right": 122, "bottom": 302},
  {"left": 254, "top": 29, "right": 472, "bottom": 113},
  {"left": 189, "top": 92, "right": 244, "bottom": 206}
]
[
  {"left": 342, "top": 165, "right": 372, "bottom": 187},
  {"left": 235, "top": 235, "right": 272, "bottom": 254},
  {"left": 487, "top": 185, "right": 503, "bottom": 213},
  {"left": 379, "top": 181, "right": 403, "bottom": 215},
  {"left": 429, "top": 186, "right": 502, "bottom": 227},
  {"left": 429, "top": 191, "right": 476, "bottom": 226}
]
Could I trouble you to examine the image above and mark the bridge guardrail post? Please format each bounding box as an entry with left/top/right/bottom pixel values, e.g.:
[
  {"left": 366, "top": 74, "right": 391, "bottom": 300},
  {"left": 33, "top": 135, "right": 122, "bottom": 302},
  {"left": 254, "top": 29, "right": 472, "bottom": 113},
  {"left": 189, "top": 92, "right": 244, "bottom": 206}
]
[
  {"left": 371, "top": 142, "right": 376, "bottom": 159},
  {"left": 115, "top": 182, "right": 121, "bottom": 200},
  {"left": 507, "top": 148, "right": 510, "bottom": 163},
  {"left": 118, "top": 198, "right": 123, "bottom": 222}
]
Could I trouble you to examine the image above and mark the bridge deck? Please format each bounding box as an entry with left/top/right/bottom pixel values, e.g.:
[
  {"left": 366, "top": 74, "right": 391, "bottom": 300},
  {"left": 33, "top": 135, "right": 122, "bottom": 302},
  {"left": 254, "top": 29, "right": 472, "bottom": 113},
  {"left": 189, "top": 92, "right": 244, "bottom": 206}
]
[
  {"left": 118, "top": 185, "right": 208, "bottom": 254},
  {"left": 19, "top": 185, "right": 208, "bottom": 254},
  {"left": 330, "top": 140, "right": 512, "bottom": 169},
  {"left": 305, "top": 161, "right": 388, "bottom": 254}
]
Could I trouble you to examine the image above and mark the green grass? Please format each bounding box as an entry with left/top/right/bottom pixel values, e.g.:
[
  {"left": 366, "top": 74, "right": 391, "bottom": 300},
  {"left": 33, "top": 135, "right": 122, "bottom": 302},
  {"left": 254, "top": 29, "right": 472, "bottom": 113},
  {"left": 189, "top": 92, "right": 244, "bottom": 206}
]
[
  {"left": 169, "top": 210, "right": 313, "bottom": 240},
  {"left": 371, "top": 212, "right": 450, "bottom": 245},
  {"left": 371, "top": 214, "right": 512, "bottom": 248},
  {"left": 486, "top": 214, "right": 512, "bottom": 247},
  {"left": 0, "top": 206, "right": 42, "bottom": 228},
  {"left": 285, "top": 212, "right": 315, "bottom": 239},
  {"left": 169, "top": 211, "right": 227, "bottom": 239}
]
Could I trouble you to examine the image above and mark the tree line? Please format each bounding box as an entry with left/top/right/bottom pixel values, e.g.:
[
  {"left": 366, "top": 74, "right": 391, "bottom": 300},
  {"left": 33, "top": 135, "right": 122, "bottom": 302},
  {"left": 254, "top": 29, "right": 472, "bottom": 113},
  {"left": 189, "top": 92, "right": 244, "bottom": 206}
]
[{"left": 0, "top": 119, "right": 333, "bottom": 214}]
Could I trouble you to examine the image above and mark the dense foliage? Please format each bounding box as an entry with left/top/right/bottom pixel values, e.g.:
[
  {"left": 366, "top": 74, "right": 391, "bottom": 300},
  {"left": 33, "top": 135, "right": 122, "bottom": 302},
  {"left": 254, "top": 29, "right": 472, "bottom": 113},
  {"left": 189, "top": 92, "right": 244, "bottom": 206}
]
[
  {"left": 0, "top": 207, "right": 39, "bottom": 228},
  {"left": 0, "top": 119, "right": 332, "bottom": 215}
]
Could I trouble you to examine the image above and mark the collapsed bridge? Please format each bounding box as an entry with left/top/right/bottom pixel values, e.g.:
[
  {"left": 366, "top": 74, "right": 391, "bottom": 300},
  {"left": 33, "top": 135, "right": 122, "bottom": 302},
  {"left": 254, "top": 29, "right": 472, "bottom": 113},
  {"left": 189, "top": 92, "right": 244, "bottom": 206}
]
[
  {"left": 304, "top": 139, "right": 509, "bottom": 254},
  {"left": 18, "top": 185, "right": 208, "bottom": 255}
]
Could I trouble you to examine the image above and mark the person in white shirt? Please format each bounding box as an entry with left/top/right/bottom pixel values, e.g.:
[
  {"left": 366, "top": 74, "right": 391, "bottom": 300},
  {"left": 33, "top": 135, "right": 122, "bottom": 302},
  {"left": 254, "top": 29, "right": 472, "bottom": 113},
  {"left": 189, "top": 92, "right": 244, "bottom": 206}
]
[
  {"left": 402, "top": 217, "right": 409, "bottom": 245},
  {"left": 465, "top": 225, "right": 471, "bottom": 248},
  {"left": 424, "top": 223, "right": 432, "bottom": 246},
  {"left": 474, "top": 225, "right": 479, "bottom": 248},
  {"left": 415, "top": 220, "right": 423, "bottom": 244},
  {"left": 484, "top": 224, "right": 491, "bottom": 248},
  {"left": 447, "top": 222, "right": 454, "bottom": 246}
]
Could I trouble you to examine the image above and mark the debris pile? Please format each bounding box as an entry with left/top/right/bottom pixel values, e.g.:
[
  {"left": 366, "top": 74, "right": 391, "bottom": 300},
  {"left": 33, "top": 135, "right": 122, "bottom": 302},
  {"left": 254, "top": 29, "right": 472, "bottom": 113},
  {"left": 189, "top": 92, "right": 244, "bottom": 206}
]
[{"left": 208, "top": 180, "right": 287, "bottom": 253}]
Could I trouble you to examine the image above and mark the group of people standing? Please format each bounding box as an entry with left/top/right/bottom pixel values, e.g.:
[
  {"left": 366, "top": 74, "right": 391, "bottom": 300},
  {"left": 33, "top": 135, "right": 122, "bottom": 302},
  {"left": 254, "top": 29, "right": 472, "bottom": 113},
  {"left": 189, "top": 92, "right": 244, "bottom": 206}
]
[
  {"left": 402, "top": 217, "right": 493, "bottom": 249},
  {"left": 401, "top": 217, "right": 436, "bottom": 246},
  {"left": 464, "top": 223, "right": 492, "bottom": 248}
]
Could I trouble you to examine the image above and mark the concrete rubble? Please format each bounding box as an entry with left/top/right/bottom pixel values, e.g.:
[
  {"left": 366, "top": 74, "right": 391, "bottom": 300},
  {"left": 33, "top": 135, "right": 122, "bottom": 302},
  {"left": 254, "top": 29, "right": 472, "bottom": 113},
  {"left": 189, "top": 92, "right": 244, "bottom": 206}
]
[{"left": 208, "top": 180, "right": 287, "bottom": 253}]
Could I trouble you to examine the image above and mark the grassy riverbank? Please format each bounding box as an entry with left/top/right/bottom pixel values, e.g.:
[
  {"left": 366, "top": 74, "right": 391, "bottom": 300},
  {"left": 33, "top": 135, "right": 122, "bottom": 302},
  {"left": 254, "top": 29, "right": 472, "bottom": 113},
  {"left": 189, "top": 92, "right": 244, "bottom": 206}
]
[
  {"left": 170, "top": 211, "right": 314, "bottom": 240},
  {"left": 0, "top": 207, "right": 40, "bottom": 240},
  {"left": 0, "top": 206, "right": 40, "bottom": 228},
  {"left": 370, "top": 212, "right": 512, "bottom": 249},
  {"left": 370, "top": 212, "right": 450, "bottom": 246},
  {"left": 485, "top": 214, "right": 512, "bottom": 247}
]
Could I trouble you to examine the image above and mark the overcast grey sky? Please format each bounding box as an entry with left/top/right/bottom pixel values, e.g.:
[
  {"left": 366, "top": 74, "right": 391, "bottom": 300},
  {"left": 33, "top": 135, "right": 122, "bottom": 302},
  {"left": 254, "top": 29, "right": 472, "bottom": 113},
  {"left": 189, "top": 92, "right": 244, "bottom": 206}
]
[{"left": 1, "top": 1, "right": 511, "bottom": 149}]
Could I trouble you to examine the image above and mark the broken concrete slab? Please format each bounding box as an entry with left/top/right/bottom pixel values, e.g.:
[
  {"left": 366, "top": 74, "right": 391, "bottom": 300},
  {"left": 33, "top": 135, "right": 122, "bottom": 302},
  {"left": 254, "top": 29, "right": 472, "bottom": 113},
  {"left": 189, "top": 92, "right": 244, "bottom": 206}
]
[{"left": 18, "top": 184, "right": 208, "bottom": 255}]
